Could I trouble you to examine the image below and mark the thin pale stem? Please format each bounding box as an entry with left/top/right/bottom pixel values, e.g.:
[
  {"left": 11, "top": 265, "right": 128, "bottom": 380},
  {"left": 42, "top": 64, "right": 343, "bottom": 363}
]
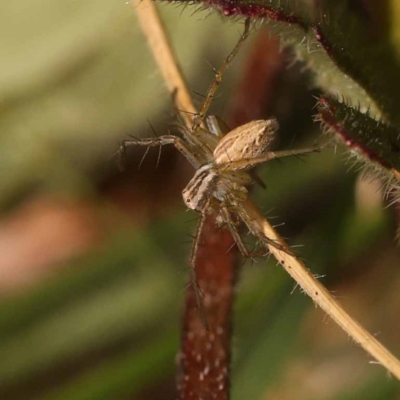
[
  {"left": 134, "top": 0, "right": 204, "bottom": 147},
  {"left": 240, "top": 199, "right": 400, "bottom": 379}
]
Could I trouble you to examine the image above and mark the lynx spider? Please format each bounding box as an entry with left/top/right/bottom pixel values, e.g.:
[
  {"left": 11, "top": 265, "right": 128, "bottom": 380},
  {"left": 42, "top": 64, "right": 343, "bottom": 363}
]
[{"left": 118, "top": 19, "right": 323, "bottom": 327}]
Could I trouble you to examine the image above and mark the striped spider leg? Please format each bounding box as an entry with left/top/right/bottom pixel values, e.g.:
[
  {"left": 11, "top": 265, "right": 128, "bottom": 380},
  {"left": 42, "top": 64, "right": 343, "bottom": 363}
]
[{"left": 191, "top": 18, "right": 251, "bottom": 132}]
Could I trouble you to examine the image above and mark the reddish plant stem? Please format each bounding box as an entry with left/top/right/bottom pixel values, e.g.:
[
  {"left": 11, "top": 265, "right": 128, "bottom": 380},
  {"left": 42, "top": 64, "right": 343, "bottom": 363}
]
[
  {"left": 206, "top": 0, "right": 304, "bottom": 24},
  {"left": 177, "top": 214, "right": 237, "bottom": 400}
]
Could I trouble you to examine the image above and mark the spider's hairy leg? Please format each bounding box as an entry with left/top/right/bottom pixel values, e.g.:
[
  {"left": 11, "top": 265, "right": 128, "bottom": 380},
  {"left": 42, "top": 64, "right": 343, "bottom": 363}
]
[
  {"left": 250, "top": 171, "right": 267, "bottom": 189},
  {"left": 189, "top": 210, "right": 210, "bottom": 330},
  {"left": 219, "top": 143, "right": 329, "bottom": 171},
  {"left": 220, "top": 206, "right": 266, "bottom": 258},
  {"left": 236, "top": 205, "right": 294, "bottom": 255},
  {"left": 192, "top": 18, "right": 251, "bottom": 131},
  {"left": 117, "top": 135, "right": 202, "bottom": 170}
]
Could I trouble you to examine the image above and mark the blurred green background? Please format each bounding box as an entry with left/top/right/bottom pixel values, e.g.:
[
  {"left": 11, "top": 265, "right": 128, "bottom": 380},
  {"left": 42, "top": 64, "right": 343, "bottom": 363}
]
[{"left": 0, "top": 1, "right": 399, "bottom": 399}]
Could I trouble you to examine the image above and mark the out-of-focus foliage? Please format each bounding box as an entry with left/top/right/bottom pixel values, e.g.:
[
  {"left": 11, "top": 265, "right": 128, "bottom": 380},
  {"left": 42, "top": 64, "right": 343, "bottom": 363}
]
[
  {"left": 0, "top": 1, "right": 240, "bottom": 207},
  {"left": 0, "top": 1, "right": 400, "bottom": 400}
]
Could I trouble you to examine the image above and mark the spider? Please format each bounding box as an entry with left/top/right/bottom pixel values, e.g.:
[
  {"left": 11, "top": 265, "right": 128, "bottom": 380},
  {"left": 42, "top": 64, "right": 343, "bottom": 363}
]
[{"left": 118, "top": 19, "right": 324, "bottom": 327}]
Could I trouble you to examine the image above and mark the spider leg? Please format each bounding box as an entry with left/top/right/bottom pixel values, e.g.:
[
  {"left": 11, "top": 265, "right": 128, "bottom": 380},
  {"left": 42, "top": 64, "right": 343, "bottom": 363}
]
[
  {"left": 189, "top": 211, "right": 209, "bottom": 330},
  {"left": 192, "top": 18, "right": 251, "bottom": 131},
  {"left": 250, "top": 170, "right": 267, "bottom": 189},
  {"left": 220, "top": 206, "right": 266, "bottom": 258},
  {"left": 219, "top": 143, "right": 329, "bottom": 171},
  {"left": 236, "top": 206, "right": 295, "bottom": 256},
  {"left": 116, "top": 135, "right": 202, "bottom": 170}
]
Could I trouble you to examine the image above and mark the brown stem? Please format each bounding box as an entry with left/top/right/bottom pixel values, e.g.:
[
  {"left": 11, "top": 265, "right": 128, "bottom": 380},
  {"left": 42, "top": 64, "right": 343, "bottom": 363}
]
[{"left": 177, "top": 214, "right": 237, "bottom": 400}]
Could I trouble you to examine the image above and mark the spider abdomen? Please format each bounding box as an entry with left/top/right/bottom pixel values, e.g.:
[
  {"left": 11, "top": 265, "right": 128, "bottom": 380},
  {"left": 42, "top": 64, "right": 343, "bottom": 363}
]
[{"left": 213, "top": 119, "right": 278, "bottom": 164}]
